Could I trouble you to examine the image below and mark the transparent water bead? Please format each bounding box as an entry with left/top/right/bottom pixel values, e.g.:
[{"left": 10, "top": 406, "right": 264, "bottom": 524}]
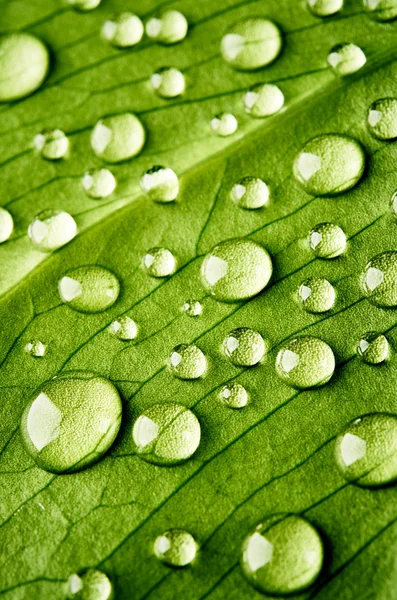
[
  {"left": 146, "top": 10, "right": 188, "bottom": 45},
  {"left": 327, "top": 43, "right": 366, "bottom": 76},
  {"left": 211, "top": 112, "right": 238, "bottom": 137},
  {"left": 154, "top": 529, "right": 197, "bottom": 567},
  {"left": 230, "top": 177, "right": 269, "bottom": 210},
  {"left": 243, "top": 83, "right": 284, "bottom": 118},
  {"left": 223, "top": 327, "right": 266, "bottom": 366},
  {"left": 307, "top": 0, "right": 344, "bottom": 16},
  {"left": 241, "top": 514, "right": 324, "bottom": 595},
  {"left": 0, "top": 33, "right": 49, "bottom": 101},
  {"left": 102, "top": 13, "right": 144, "bottom": 48},
  {"left": 140, "top": 166, "right": 179, "bottom": 202},
  {"left": 390, "top": 191, "right": 397, "bottom": 217},
  {"left": 34, "top": 129, "right": 69, "bottom": 160},
  {"left": 357, "top": 332, "right": 389, "bottom": 364},
  {"left": 276, "top": 336, "right": 335, "bottom": 388},
  {"left": 168, "top": 344, "right": 207, "bottom": 379},
  {"left": 0, "top": 208, "right": 14, "bottom": 243},
  {"left": 25, "top": 340, "right": 46, "bottom": 358},
  {"left": 293, "top": 134, "right": 365, "bottom": 196},
  {"left": 67, "top": 569, "right": 113, "bottom": 600},
  {"left": 335, "top": 413, "right": 397, "bottom": 486},
  {"left": 182, "top": 299, "right": 203, "bottom": 317},
  {"left": 361, "top": 251, "right": 397, "bottom": 307},
  {"left": 308, "top": 222, "right": 347, "bottom": 258},
  {"left": 91, "top": 113, "right": 146, "bottom": 163},
  {"left": 109, "top": 316, "right": 137, "bottom": 341},
  {"left": 296, "top": 277, "right": 336, "bottom": 313},
  {"left": 132, "top": 403, "right": 201, "bottom": 465},
  {"left": 28, "top": 210, "right": 77, "bottom": 252},
  {"left": 367, "top": 98, "right": 397, "bottom": 140},
  {"left": 201, "top": 238, "right": 272, "bottom": 302},
  {"left": 151, "top": 67, "right": 185, "bottom": 98},
  {"left": 221, "top": 18, "right": 283, "bottom": 71},
  {"left": 363, "top": 0, "right": 397, "bottom": 21},
  {"left": 82, "top": 169, "right": 116, "bottom": 199},
  {"left": 21, "top": 372, "right": 122, "bottom": 474},
  {"left": 59, "top": 265, "right": 120, "bottom": 313},
  {"left": 220, "top": 382, "right": 248, "bottom": 408},
  {"left": 143, "top": 247, "right": 176, "bottom": 277},
  {"left": 67, "top": 0, "right": 101, "bottom": 10}
]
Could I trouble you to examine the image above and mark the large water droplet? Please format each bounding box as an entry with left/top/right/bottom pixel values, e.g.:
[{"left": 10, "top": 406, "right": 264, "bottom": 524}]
[
  {"left": 102, "top": 12, "right": 144, "bottom": 47},
  {"left": 211, "top": 112, "right": 238, "bottom": 137},
  {"left": 223, "top": 327, "right": 266, "bottom": 366},
  {"left": 201, "top": 238, "right": 272, "bottom": 302},
  {"left": 361, "top": 251, "right": 397, "bottom": 307},
  {"left": 367, "top": 97, "right": 397, "bottom": 140},
  {"left": 293, "top": 134, "right": 365, "bottom": 196},
  {"left": 182, "top": 299, "right": 203, "bottom": 317},
  {"left": 220, "top": 382, "right": 249, "bottom": 408},
  {"left": 243, "top": 83, "right": 284, "bottom": 117},
  {"left": 327, "top": 43, "right": 366, "bottom": 76},
  {"left": 82, "top": 169, "right": 116, "bottom": 199},
  {"left": 21, "top": 372, "right": 122, "bottom": 474},
  {"left": 140, "top": 166, "right": 179, "bottom": 202},
  {"left": 154, "top": 529, "right": 197, "bottom": 567},
  {"left": 335, "top": 413, "right": 397, "bottom": 486},
  {"left": 221, "top": 18, "right": 283, "bottom": 71},
  {"left": 25, "top": 340, "right": 46, "bottom": 358},
  {"left": 307, "top": 0, "right": 344, "bottom": 16},
  {"left": 132, "top": 403, "right": 201, "bottom": 465},
  {"left": 357, "top": 332, "right": 389, "bottom": 364},
  {"left": 230, "top": 177, "right": 269, "bottom": 210},
  {"left": 0, "top": 33, "right": 49, "bottom": 102},
  {"left": 109, "top": 316, "right": 137, "bottom": 341},
  {"left": 91, "top": 113, "right": 146, "bottom": 163},
  {"left": 28, "top": 210, "right": 77, "bottom": 252},
  {"left": 59, "top": 265, "right": 120, "bottom": 313},
  {"left": 308, "top": 222, "right": 347, "bottom": 258},
  {"left": 168, "top": 344, "right": 207, "bottom": 379},
  {"left": 151, "top": 67, "right": 185, "bottom": 98},
  {"left": 363, "top": 0, "right": 397, "bottom": 21},
  {"left": 0, "top": 208, "right": 14, "bottom": 243},
  {"left": 143, "top": 247, "right": 176, "bottom": 277},
  {"left": 34, "top": 129, "right": 69, "bottom": 160},
  {"left": 67, "top": 0, "right": 101, "bottom": 10},
  {"left": 241, "top": 514, "right": 324, "bottom": 595},
  {"left": 145, "top": 10, "right": 188, "bottom": 45},
  {"left": 67, "top": 569, "right": 113, "bottom": 599},
  {"left": 276, "top": 336, "right": 335, "bottom": 388},
  {"left": 296, "top": 277, "right": 336, "bottom": 313}
]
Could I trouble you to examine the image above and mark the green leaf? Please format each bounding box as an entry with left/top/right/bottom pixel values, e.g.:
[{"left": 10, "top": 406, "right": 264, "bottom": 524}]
[{"left": 2, "top": 1, "right": 397, "bottom": 599}]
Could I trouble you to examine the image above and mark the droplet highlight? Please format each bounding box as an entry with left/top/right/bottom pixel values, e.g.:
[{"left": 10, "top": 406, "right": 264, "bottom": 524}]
[
  {"left": 223, "top": 327, "right": 266, "bottom": 366},
  {"left": 168, "top": 344, "right": 207, "bottom": 379},
  {"left": 146, "top": 10, "right": 188, "bottom": 45},
  {"left": 34, "top": 129, "right": 69, "bottom": 160},
  {"left": 276, "top": 336, "right": 335, "bottom": 388},
  {"left": 140, "top": 166, "right": 179, "bottom": 202},
  {"left": 154, "top": 529, "right": 197, "bottom": 567},
  {"left": 308, "top": 222, "right": 346, "bottom": 258},
  {"left": 231, "top": 177, "right": 269, "bottom": 210},
  {"left": 327, "top": 43, "right": 366, "bottom": 76},
  {"left": 91, "top": 113, "right": 146, "bottom": 163},
  {"left": 361, "top": 251, "right": 397, "bottom": 307},
  {"left": 244, "top": 83, "right": 284, "bottom": 117},
  {"left": 82, "top": 169, "right": 116, "bottom": 199},
  {"left": 143, "top": 247, "right": 176, "bottom": 277},
  {"left": 59, "top": 265, "right": 120, "bottom": 313},
  {"left": 296, "top": 277, "right": 336, "bottom": 313},
  {"left": 28, "top": 210, "right": 77, "bottom": 252},
  {"left": 102, "top": 12, "right": 144, "bottom": 47},
  {"left": 221, "top": 18, "right": 283, "bottom": 71},
  {"left": 151, "top": 67, "right": 185, "bottom": 98}
]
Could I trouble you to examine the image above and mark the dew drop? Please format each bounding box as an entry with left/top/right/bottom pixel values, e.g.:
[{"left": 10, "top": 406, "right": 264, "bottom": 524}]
[
  {"left": 230, "top": 177, "right": 269, "bottom": 210},
  {"left": 21, "top": 372, "right": 122, "bottom": 473},
  {"left": 367, "top": 97, "right": 397, "bottom": 140},
  {"left": 293, "top": 134, "right": 365, "bottom": 196},
  {"left": 82, "top": 169, "right": 116, "bottom": 199},
  {"left": 146, "top": 10, "right": 188, "bottom": 45},
  {"left": 276, "top": 336, "right": 335, "bottom": 388},
  {"left": 296, "top": 277, "right": 336, "bottom": 313},
  {"left": 132, "top": 403, "right": 201, "bottom": 465},
  {"left": 168, "top": 344, "right": 207, "bottom": 380},
  {"left": 25, "top": 340, "right": 46, "bottom": 358},
  {"left": 221, "top": 18, "right": 283, "bottom": 71},
  {"left": 182, "top": 299, "right": 203, "bottom": 317},
  {"left": 357, "top": 331, "right": 389, "bottom": 364},
  {"left": 154, "top": 529, "right": 197, "bottom": 567},
  {"left": 241, "top": 514, "right": 324, "bottom": 595},
  {"left": 363, "top": 0, "right": 397, "bottom": 21},
  {"left": 0, "top": 208, "right": 14, "bottom": 243},
  {"left": 59, "top": 265, "right": 120, "bottom": 313},
  {"left": 67, "top": 0, "right": 101, "bottom": 10},
  {"left": 335, "top": 413, "right": 397, "bottom": 486},
  {"left": 307, "top": 0, "right": 344, "bottom": 16},
  {"left": 91, "top": 113, "right": 146, "bottom": 163},
  {"left": 201, "top": 238, "right": 272, "bottom": 302},
  {"left": 143, "top": 247, "right": 176, "bottom": 277},
  {"left": 102, "top": 12, "right": 144, "bottom": 48},
  {"left": 211, "top": 112, "right": 238, "bottom": 137},
  {"left": 390, "top": 191, "right": 397, "bottom": 217},
  {"left": 28, "top": 209, "right": 77, "bottom": 252},
  {"left": 34, "top": 129, "right": 69, "bottom": 160},
  {"left": 243, "top": 83, "right": 284, "bottom": 118},
  {"left": 220, "top": 382, "right": 248, "bottom": 408},
  {"left": 361, "top": 251, "right": 397, "bottom": 307},
  {"left": 67, "top": 569, "right": 113, "bottom": 600},
  {"left": 151, "top": 67, "right": 185, "bottom": 98},
  {"left": 308, "top": 222, "right": 347, "bottom": 258},
  {"left": 223, "top": 327, "right": 266, "bottom": 366},
  {"left": 327, "top": 43, "right": 366, "bottom": 76},
  {"left": 109, "top": 316, "right": 137, "bottom": 341},
  {"left": 140, "top": 166, "right": 179, "bottom": 202}
]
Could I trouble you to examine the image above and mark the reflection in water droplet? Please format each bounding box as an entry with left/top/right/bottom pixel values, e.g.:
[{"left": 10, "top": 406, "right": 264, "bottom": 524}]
[
  {"left": 367, "top": 98, "right": 397, "bottom": 140},
  {"left": 34, "top": 129, "right": 69, "bottom": 160},
  {"left": 25, "top": 340, "right": 46, "bottom": 358},
  {"left": 357, "top": 331, "right": 389, "bottom": 364},
  {"left": 67, "top": 568, "right": 113, "bottom": 599},
  {"left": 21, "top": 372, "right": 122, "bottom": 473},
  {"left": 335, "top": 413, "right": 397, "bottom": 486},
  {"left": 297, "top": 277, "right": 336, "bottom": 313},
  {"left": 82, "top": 169, "right": 116, "bottom": 199},
  {"left": 307, "top": 0, "right": 344, "bottom": 16},
  {"left": 140, "top": 166, "right": 179, "bottom": 202},
  {"left": 102, "top": 12, "right": 144, "bottom": 47},
  {"left": 327, "top": 43, "right": 366, "bottom": 76},
  {"left": 143, "top": 247, "right": 176, "bottom": 277},
  {"left": 231, "top": 177, "right": 269, "bottom": 210},
  {"left": 361, "top": 251, "right": 397, "bottom": 307},
  {"left": 91, "top": 113, "right": 146, "bottom": 163},
  {"left": 168, "top": 344, "right": 207, "bottom": 379},
  {"left": 241, "top": 514, "right": 324, "bottom": 595},
  {"left": 221, "top": 18, "right": 283, "bottom": 70},
  {"left": 133, "top": 403, "right": 201, "bottom": 465},
  {"left": 220, "top": 382, "right": 248, "bottom": 408},
  {"left": 154, "top": 529, "right": 197, "bottom": 567},
  {"left": 28, "top": 210, "right": 77, "bottom": 252},
  {"left": 363, "top": 0, "right": 397, "bottom": 21},
  {"left": 276, "top": 336, "right": 335, "bottom": 388},
  {"left": 151, "top": 67, "right": 185, "bottom": 98},
  {"left": 109, "top": 316, "right": 137, "bottom": 341},
  {"left": 244, "top": 83, "right": 284, "bottom": 117},
  {"left": 211, "top": 112, "right": 238, "bottom": 137},
  {"left": 182, "top": 299, "right": 203, "bottom": 317},
  {"left": 67, "top": 0, "right": 101, "bottom": 10},
  {"left": 0, "top": 208, "right": 14, "bottom": 243},
  {"left": 59, "top": 265, "right": 120, "bottom": 313},
  {"left": 146, "top": 10, "right": 188, "bottom": 45},
  {"left": 224, "top": 327, "right": 266, "bottom": 366},
  {"left": 308, "top": 222, "right": 346, "bottom": 258}
]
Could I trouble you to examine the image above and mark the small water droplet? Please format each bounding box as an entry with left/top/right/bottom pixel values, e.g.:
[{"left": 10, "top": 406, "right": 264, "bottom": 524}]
[
  {"left": 361, "top": 251, "right": 397, "bottom": 307},
  {"left": 230, "top": 177, "right": 269, "bottom": 210},
  {"left": 0, "top": 33, "right": 49, "bottom": 102},
  {"left": 102, "top": 12, "right": 144, "bottom": 47},
  {"left": 211, "top": 112, "right": 238, "bottom": 137},
  {"left": 82, "top": 169, "right": 116, "bottom": 199},
  {"left": 363, "top": 0, "right": 397, "bottom": 21},
  {"left": 91, "top": 113, "right": 146, "bottom": 163},
  {"left": 335, "top": 413, "right": 397, "bottom": 486},
  {"left": 220, "top": 382, "right": 248, "bottom": 408},
  {"left": 59, "top": 265, "right": 120, "bottom": 313},
  {"left": 28, "top": 209, "right": 77, "bottom": 252},
  {"left": 0, "top": 208, "right": 14, "bottom": 243},
  {"left": 276, "top": 336, "right": 335, "bottom": 388},
  {"left": 182, "top": 299, "right": 203, "bottom": 317},
  {"left": 67, "top": 569, "right": 113, "bottom": 599},
  {"left": 390, "top": 191, "right": 397, "bottom": 218},
  {"left": 140, "top": 166, "right": 179, "bottom": 202},
  {"left": 293, "top": 134, "right": 365, "bottom": 196},
  {"left": 143, "top": 247, "right": 176, "bottom": 277},
  {"left": 221, "top": 18, "right": 283, "bottom": 71},
  {"left": 241, "top": 514, "right": 324, "bottom": 595},
  {"left": 151, "top": 67, "right": 185, "bottom": 98},
  {"left": 243, "top": 83, "right": 284, "bottom": 117},
  {"left": 21, "top": 372, "right": 122, "bottom": 473},
  {"left": 357, "top": 331, "right": 389, "bottom": 364},
  {"left": 34, "top": 129, "right": 69, "bottom": 160},
  {"left": 25, "top": 340, "right": 46, "bottom": 358},
  {"left": 201, "top": 238, "right": 272, "bottom": 302},
  {"left": 223, "top": 327, "right": 266, "bottom": 366},
  {"left": 109, "top": 316, "right": 137, "bottom": 341},
  {"left": 132, "top": 403, "right": 201, "bottom": 465},
  {"left": 296, "top": 277, "right": 336, "bottom": 313},
  {"left": 307, "top": 0, "right": 344, "bottom": 16},
  {"left": 308, "top": 222, "right": 347, "bottom": 258},
  {"left": 168, "top": 344, "right": 207, "bottom": 379},
  {"left": 145, "top": 10, "right": 188, "bottom": 45},
  {"left": 367, "top": 97, "right": 397, "bottom": 140},
  {"left": 154, "top": 529, "right": 197, "bottom": 567},
  {"left": 67, "top": 0, "right": 101, "bottom": 10},
  {"left": 327, "top": 43, "right": 366, "bottom": 76}
]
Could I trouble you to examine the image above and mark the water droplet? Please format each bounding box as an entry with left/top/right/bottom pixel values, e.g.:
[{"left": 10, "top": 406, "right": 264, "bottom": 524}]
[
  {"left": 276, "top": 336, "right": 335, "bottom": 388},
  {"left": 0, "top": 208, "right": 14, "bottom": 243},
  {"left": 143, "top": 247, "right": 176, "bottom": 277},
  {"left": 28, "top": 210, "right": 77, "bottom": 252},
  {"left": 82, "top": 169, "right": 116, "bottom": 199},
  {"left": 296, "top": 277, "right": 336, "bottom": 313},
  {"left": 67, "top": 0, "right": 101, "bottom": 10},
  {"left": 307, "top": 0, "right": 344, "bottom": 16},
  {"left": 182, "top": 299, "right": 203, "bottom": 317},
  {"left": 327, "top": 43, "right": 366, "bottom": 76},
  {"left": 211, "top": 112, "right": 238, "bottom": 137},
  {"left": 293, "top": 134, "right": 365, "bottom": 196},
  {"left": 243, "top": 83, "right": 284, "bottom": 117},
  {"left": 132, "top": 403, "right": 201, "bottom": 465},
  {"left": 363, "top": 0, "right": 397, "bottom": 21},
  {"left": 25, "top": 340, "right": 46, "bottom": 358},
  {"left": 223, "top": 327, "right": 266, "bottom": 366},
  {"left": 361, "top": 251, "right": 397, "bottom": 307},
  {"left": 220, "top": 382, "right": 248, "bottom": 408},
  {"left": 91, "top": 113, "right": 146, "bottom": 163},
  {"left": 0, "top": 33, "right": 49, "bottom": 102},
  {"left": 391, "top": 191, "right": 397, "bottom": 218},
  {"left": 168, "top": 344, "right": 207, "bottom": 379},
  {"left": 145, "top": 10, "right": 188, "bottom": 45},
  {"left": 154, "top": 529, "right": 197, "bottom": 567},
  {"left": 109, "top": 316, "right": 137, "bottom": 341},
  {"left": 357, "top": 332, "right": 389, "bottom": 364},
  {"left": 21, "top": 372, "right": 122, "bottom": 473},
  {"left": 201, "top": 238, "right": 272, "bottom": 302},
  {"left": 102, "top": 12, "right": 144, "bottom": 48},
  {"left": 230, "top": 177, "right": 269, "bottom": 210},
  {"left": 335, "top": 413, "right": 397, "bottom": 486},
  {"left": 67, "top": 569, "right": 113, "bottom": 599},
  {"left": 34, "top": 129, "right": 69, "bottom": 160},
  {"left": 221, "top": 18, "right": 283, "bottom": 71},
  {"left": 367, "top": 97, "right": 397, "bottom": 140},
  {"left": 140, "top": 166, "right": 179, "bottom": 202},
  {"left": 59, "top": 265, "right": 120, "bottom": 313},
  {"left": 241, "top": 514, "right": 323, "bottom": 595},
  {"left": 151, "top": 67, "right": 185, "bottom": 98},
  {"left": 308, "top": 222, "right": 347, "bottom": 258}
]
